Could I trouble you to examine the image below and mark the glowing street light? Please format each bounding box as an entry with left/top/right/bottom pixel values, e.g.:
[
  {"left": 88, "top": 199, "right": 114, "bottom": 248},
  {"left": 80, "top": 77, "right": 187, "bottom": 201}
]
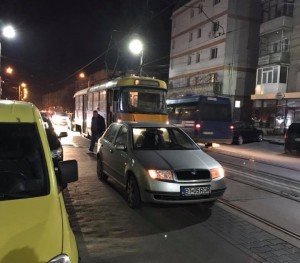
[
  {"left": 6, "top": 66, "right": 13, "bottom": 75},
  {"left": 0, "top": 24, "right": 16, "bottom": 99},
  {"left": 129, "top": 38, "right": 144, "bottom": 76},
  {"left": 19, "top": 82, "right": 27, "bottom": 101}
]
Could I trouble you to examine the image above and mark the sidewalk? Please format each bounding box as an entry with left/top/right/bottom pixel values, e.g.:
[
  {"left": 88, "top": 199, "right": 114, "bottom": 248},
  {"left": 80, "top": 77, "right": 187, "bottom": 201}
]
[{"left": 263, "top": 135, "right": 285, "bottom": 145}]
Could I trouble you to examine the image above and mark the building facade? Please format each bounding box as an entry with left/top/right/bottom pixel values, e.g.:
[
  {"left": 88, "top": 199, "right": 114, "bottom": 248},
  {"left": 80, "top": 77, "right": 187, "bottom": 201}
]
[
  {"left": 168, "top": 0, "right": 261, "bottom": 121},
  {"left": 251, "top": 0, "right": 300, "bottom": 135}
]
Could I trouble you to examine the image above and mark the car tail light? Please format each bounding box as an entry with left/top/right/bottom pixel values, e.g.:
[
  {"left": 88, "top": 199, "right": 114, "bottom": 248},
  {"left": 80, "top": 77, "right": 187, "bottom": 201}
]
[{"left": 195, "top": 123, "right": 201, "bottom": 129}]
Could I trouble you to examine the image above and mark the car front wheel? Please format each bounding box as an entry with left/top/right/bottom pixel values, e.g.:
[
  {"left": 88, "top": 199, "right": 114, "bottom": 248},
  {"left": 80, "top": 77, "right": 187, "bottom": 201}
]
[
  {"left": 97, "top": 157, "right": 108, "bottom": 182},
  {"left": 257, "top": 134, "right": 263, "bottom": 142},
  {"left": 126, "top": 176, "right": 141, "bottom": 209}
]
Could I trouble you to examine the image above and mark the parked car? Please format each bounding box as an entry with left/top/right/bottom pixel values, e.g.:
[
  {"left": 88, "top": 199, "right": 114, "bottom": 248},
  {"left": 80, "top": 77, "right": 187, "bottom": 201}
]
[
  {"left": 42, "top": 115, "right": 67, "bottom": 166},
  {"left": 232, "top": 121, "right": 263, "bottom": 145},
  {"left": 96, "top": 122, "right": 226, "bottom": 209},
  {"left": 284, "top": 122, "right": 300, "bottom": 153},
  {"left": 51, "top": 112, "right": 71, "bottom": 127},
  {"left": 0, "top": 100, "right": 79, "bottom": 262}
]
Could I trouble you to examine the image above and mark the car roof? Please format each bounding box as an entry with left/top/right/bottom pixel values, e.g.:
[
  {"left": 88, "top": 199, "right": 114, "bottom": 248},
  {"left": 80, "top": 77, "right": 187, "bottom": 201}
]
[
  {"left": 0, "top": 100, "right": 40, "bottom": 123},
  {"left": 112, "top": 121, "right": 175, "bottom": 128}
]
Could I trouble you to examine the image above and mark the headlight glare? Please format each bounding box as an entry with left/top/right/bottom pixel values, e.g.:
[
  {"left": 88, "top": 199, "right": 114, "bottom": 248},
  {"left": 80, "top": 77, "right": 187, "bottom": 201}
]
[
  {"left": 48, "top": 254, "right": 71, "bottom": 263},
  {"left": 210, "top": 167, "right": 224, "bottom": 179},
  {"left": 148, "top": 170, "right": 173, "bottom": 181}
]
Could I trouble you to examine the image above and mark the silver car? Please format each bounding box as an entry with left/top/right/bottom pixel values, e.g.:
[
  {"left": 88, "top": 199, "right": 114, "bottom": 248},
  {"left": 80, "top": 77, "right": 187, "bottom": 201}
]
[{"left": 96, "top": 122, "right": 226, "bottom": 209}]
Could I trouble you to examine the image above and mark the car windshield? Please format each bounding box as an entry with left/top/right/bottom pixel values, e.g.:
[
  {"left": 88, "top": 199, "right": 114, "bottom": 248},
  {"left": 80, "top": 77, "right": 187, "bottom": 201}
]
[
  {"left": 133, "top": 127, "right": 199, "bottom": 150},
  {"left": 0, "top": 123, "right": 49, "bottom": 200}
]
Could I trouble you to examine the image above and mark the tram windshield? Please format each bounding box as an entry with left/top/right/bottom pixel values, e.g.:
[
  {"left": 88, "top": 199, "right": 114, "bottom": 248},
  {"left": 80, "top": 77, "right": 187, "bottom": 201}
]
[{"left": 120, "top": 87, "right": 167, "bottom": 114}]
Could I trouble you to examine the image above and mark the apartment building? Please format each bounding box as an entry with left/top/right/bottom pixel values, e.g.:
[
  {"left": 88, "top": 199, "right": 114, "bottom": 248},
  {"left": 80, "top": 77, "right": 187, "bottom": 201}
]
[
  {"left": 168, "top": 0, "right": 261, "bottom": 121},
  {"left": 251, "top": 0, "right": 300, "bottom": 135}
]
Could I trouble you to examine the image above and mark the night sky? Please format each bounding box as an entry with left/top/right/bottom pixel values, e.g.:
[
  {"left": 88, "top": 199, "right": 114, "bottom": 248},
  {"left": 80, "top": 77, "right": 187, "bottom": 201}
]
[{"left": 0, "top": 0, "right": 177, "bottom": 97}]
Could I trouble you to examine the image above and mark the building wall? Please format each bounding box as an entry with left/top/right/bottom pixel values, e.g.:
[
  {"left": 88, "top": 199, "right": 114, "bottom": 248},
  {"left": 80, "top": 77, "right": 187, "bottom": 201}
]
[
  {"left": 169, "top": 0, "right": 261, "bottom": 121},
  {"left": 288, "top": 0, "right": 300, "bottom": 92}
]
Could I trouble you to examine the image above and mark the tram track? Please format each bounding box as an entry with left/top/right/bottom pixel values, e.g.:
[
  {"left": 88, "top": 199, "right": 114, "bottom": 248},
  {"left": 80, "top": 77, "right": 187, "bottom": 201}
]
[
  {"left": 205, "top": 149, "right": 300, "bottom": 202},
  {"left": 217, "top": 198, "right": 300, "bottom": 246},
  {"left": 205, "top": 148, "right": 300, "bottom": 246}
]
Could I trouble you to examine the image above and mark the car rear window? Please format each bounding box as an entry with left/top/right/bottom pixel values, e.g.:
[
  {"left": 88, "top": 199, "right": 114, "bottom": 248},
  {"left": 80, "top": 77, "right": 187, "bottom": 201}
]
[{"left": 0, "top": 123, "right": 50, "bottom": 200}]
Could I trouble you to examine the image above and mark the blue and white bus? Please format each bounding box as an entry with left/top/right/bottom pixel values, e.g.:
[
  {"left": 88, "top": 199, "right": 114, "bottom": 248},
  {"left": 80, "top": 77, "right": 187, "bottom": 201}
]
[{"left": 167, "top": 95, "right": 233, "bottom": 145}]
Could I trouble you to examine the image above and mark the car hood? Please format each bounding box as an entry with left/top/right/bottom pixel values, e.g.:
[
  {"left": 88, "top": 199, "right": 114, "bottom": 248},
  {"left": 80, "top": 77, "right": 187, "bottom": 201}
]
[
  {"left": 133, "top": 149, "right": 220, "bottom": 170},
  {"left": 0, "top": 195, "right": 63, "bottom": 262}
]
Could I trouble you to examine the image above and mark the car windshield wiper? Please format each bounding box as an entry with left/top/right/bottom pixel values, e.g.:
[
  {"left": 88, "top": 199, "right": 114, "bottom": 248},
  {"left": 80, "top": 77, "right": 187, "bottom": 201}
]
[{"left": 0, "top": 192, "right": 32, "bottom": 200}]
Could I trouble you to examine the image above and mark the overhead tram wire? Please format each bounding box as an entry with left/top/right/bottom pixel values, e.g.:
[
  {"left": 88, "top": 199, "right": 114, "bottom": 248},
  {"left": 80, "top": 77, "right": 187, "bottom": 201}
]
[{"left": 49, "top": 0, "right": 180, "bottom": 87}]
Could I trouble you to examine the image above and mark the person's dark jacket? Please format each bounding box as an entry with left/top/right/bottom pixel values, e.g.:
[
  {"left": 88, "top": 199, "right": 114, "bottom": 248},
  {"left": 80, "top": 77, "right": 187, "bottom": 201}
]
[{"left": 91, "top": 114, "right": 106, "bottom": 135}]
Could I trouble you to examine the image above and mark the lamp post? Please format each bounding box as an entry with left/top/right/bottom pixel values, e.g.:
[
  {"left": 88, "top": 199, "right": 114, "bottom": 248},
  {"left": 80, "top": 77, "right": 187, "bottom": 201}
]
[
  {"left": 0, "top": 25, "right": 16, "bottom": 99},
  {"left": 129, "top": 38, "right": 144, "bottom": 76}
]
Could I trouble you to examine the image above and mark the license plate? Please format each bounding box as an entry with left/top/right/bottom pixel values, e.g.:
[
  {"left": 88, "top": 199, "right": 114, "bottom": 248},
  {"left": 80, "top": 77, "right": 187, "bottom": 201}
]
[
  {"left": 180, "top": 186, "right": 211, "bottom": 196},
  {"left": 203, "top": 131, "right": 213, "bottom": 135}
]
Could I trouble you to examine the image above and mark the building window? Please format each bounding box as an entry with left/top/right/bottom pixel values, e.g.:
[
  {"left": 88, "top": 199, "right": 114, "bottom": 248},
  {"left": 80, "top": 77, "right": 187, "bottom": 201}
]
[
  {"left": 189, "top": 32, "right": 193, "bottom": 42},
  {"left": 213, "top": 0, "right": 220, "bottom": 6},
  {"left": 212, "top": 21, "right": 219, "bottom": 32},
  {"left": 197, "top": 28, "right": 202, "bottom": 38},
  {"left": 190, "top": 8, "right": 194, "bottom": 18},
  {"left": 209, "top": 73, "right": 217, "bottom": 83},
  {"left": 282, "top": 38, "right": 289, "bottom": 51},
  {"left": 256, "top": 66, "right": 288, "bottom": 85},
  {"left": 280, "top": 66, "right": 288, "bottom": 83},
  {"left": 196, "top": 53, "right": 200, "bottom": 63},
  {"left": 187, "top": 55, "right": 192, "bottom": 65},
  {"left": 198, "top": 4, "right": 203, "bottom": 13},
  {"left": 210, "top": 48, "right": 218, "bottom": 59}
]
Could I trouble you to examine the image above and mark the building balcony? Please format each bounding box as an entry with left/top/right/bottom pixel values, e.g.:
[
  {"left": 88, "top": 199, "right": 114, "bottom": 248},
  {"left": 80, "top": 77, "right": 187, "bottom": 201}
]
[
  {"left": 260, "top": 16, "right": 293, "bottom": 35},
  {"left": 258, "top": 51, "right": 290, "bottom": 66}
]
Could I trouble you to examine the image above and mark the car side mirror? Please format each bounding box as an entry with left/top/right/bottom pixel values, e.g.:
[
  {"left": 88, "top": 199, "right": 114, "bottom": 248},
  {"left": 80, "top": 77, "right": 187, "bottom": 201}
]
[
  {"left": 58, "top": 131, "right": 68, "bottom": 138},
  {"left": 57, "top": 160, "right": 78, "bottom": 186}
]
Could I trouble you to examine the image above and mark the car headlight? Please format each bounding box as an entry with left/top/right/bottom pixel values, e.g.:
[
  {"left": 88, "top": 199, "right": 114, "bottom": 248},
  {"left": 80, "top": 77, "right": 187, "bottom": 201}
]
[
  {"left": 52, "top": 146, "right": 63, "bottom": 159},
  {"left": 210, "top": 167, "right": 225, "bottom": 180},
  {"left": 148, "top": 170, "right": 173, "bottom": 181},
  {"left": 48, "top": 254, "right": 71, "bottom": 263}
]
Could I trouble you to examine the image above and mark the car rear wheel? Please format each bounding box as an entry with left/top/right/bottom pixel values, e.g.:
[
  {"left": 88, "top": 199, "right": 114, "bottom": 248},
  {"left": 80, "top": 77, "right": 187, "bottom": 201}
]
[
  {"left": 126, "top": 176, "right": 141, "bottom": 209},
  {"left": 237, "top": 135, "right": 243, "bottom": 145},
  {"left": 97, "top": 157, "right": 108, "bottom": 181}
]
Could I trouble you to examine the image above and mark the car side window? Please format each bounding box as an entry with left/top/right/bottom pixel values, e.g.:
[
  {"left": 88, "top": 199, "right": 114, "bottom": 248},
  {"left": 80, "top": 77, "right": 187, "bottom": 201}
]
[
  {"left": 115, "top": 126, "right": 128, "bottom": 145},
  {"left": 103, "top": 124, "right": 119, "bottom": 143}
]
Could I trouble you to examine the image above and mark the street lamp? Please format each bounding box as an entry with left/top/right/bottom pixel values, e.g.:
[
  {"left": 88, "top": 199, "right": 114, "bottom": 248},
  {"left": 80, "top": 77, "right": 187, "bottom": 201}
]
[
  {"left": 129, "top": 38, "right": 144, "bottom": 76},
  {"left": 19, "top": 82, "right": 27, "bottom": 101},
  {"left": 0, "top": 25, "right": 16, "bottom": 99}
]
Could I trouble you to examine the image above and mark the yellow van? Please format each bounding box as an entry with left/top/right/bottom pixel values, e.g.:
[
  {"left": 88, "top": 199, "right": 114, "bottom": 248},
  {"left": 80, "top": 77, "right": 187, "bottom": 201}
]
[{"left": 0, "top": 100, "right": 79, "bottom": 263}]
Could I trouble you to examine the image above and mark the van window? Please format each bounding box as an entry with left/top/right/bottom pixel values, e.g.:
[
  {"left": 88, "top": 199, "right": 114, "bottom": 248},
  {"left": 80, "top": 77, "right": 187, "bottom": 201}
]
[{"left": 0, "top": 123, "right": 49, "bottom": 199}]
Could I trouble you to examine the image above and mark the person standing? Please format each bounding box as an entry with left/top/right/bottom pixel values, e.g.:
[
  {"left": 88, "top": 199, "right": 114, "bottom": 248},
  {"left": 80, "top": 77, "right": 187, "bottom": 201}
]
[{"left": 88, "top": 110, "right": 106, "bottom": 153}]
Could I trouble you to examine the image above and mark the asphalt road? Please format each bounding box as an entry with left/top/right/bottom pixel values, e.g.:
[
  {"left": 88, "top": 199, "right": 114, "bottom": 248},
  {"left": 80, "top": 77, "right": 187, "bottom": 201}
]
[{"left": 61, "top": 134, "right": 300, "bottom": 263}]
